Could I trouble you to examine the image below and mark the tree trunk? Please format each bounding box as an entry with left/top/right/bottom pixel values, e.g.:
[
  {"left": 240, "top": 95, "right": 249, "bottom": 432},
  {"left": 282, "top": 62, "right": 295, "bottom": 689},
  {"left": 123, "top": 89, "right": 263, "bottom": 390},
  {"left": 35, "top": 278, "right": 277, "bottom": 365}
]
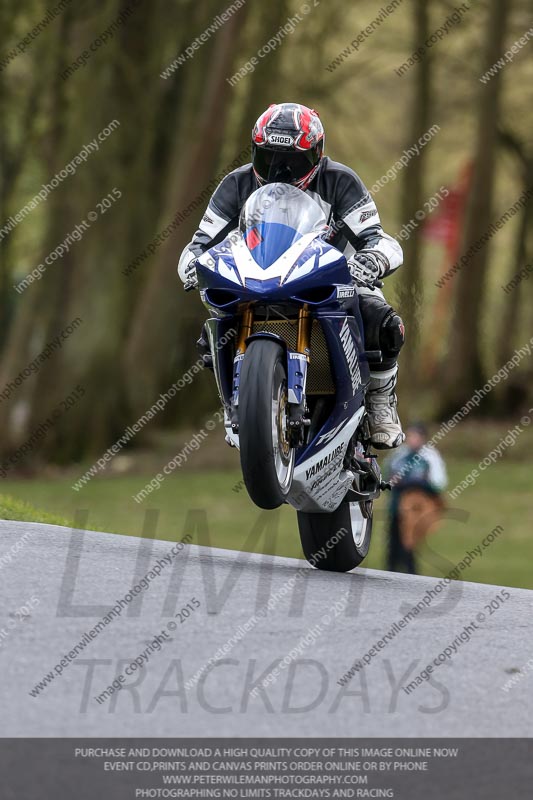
[
  {"left": 496, "top": 157, "right": 533, "bottom": 413},
  {"left": 496, "top": 130, "right": 533, "bottom": 372},
  {"left": 123, "top": 6, "right": 250, "bottom": 416},
  {"left": 396, "top": 0, "right": 432, "bottom": 394},
  {"left": 439, "top": 0, "right": 510, "bottom": 416},
  {"left": 0, "top": 7, "right": 72, "bottom": 456}
]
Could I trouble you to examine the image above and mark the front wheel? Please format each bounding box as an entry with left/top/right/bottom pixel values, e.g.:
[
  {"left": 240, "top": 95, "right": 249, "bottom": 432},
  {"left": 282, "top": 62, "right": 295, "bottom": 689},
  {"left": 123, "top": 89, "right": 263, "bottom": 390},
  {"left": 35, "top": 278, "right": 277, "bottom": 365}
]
[
  {"left": 239, "top": 339, "right": 295, "bottom": 509},
  {"left": 297, "top": 500, "right": 373, "bottom": 572}
]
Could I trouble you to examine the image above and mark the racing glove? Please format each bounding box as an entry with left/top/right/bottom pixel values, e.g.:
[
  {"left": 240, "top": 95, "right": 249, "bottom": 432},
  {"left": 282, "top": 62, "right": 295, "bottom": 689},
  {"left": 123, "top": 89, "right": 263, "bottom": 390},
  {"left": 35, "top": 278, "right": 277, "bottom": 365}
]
[
  {"left": 348, "top": 251, "right": 389, "bottom": 288},
  {"left": 178, "top": 249, "right": 198, "bottom": 291},
  {"left": 184, "top": 265, "right": 198, "bottom": 291}
]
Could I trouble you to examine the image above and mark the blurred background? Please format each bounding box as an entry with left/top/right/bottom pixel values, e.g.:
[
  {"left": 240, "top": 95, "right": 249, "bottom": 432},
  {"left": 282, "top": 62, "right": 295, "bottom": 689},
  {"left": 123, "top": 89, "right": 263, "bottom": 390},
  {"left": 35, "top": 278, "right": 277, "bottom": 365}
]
[{"left": 1, "top": 0, "right": 532, "bottom": 587}]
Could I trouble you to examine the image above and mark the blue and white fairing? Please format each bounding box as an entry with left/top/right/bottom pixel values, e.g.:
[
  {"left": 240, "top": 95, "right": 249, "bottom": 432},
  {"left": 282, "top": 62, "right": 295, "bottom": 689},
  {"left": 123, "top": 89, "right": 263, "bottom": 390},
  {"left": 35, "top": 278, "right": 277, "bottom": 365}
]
[
  {"left": 197, "top": 183, "right": 370, "bottom": 513},
  {"left": 197, "top": 183, "right": 352, "bottom": 305}
]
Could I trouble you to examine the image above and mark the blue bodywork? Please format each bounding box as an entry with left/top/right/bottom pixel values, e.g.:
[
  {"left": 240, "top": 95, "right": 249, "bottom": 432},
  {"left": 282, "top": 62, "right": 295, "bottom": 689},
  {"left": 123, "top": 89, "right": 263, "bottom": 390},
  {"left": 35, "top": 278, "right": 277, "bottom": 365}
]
[{"left": 198, "top": 219, "right": 370, "bottom": 467}]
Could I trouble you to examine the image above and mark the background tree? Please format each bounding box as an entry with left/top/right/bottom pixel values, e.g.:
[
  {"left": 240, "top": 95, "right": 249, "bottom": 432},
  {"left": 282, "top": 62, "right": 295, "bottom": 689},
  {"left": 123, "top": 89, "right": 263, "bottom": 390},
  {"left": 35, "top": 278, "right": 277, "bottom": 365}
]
[
  {"left": 440, "top": 0, "right": 511, "bottom": 414},
  {"left": 1, "top": 0, "right": 532, "bottom": 469},
  {"left": 396, "top": 0, "right": 433, "bottom": 391}
]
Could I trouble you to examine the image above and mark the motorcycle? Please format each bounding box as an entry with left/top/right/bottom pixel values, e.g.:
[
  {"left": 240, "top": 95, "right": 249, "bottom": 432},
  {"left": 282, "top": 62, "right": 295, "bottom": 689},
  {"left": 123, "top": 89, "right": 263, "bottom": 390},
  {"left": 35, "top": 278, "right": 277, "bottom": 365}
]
[{"left": 193, "top": 182, "right": 387, "bottom": 572}]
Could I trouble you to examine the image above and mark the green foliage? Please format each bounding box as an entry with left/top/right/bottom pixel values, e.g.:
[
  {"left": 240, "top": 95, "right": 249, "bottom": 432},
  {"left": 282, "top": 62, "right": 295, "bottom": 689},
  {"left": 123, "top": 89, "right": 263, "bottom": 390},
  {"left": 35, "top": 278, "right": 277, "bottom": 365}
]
[
  {"left": 1, "top": 0, "right": 532, "bottom": 459},
  {"left": 0, "top": 493, "right": 69, "bottom": 526}
]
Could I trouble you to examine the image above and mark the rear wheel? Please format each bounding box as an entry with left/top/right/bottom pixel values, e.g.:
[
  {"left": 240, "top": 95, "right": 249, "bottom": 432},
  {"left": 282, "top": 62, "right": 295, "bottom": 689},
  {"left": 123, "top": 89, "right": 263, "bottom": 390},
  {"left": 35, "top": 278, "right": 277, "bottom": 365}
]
[
  {"left": 297, "top": 500, "right": 373, "bottom": 572},
  {"left": 239, "top": 339, "right": 295, "bottom": 509}
]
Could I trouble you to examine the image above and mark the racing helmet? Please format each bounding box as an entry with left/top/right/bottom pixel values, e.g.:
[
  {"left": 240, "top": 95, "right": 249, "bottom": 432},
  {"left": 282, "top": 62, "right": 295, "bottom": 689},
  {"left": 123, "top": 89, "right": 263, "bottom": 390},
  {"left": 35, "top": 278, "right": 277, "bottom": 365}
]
[{"left": 252, "top": 102, "right": 325, "bottom": 191}]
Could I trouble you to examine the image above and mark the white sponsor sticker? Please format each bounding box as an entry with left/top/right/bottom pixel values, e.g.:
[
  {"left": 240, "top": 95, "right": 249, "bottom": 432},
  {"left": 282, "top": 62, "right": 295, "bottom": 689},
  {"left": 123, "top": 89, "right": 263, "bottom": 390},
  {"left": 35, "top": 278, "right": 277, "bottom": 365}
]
[
  {"left": 337, "top": 287, "right": 355, "bottom": 299},
  {"left": 305, "top": 444, "right": 344, "bottom": 480},
  {"left": 267, "top": 133, "right": 294, "bottom": 146},
  {"left": 360, "top": 208, "right": 377, "bottom": 223}
]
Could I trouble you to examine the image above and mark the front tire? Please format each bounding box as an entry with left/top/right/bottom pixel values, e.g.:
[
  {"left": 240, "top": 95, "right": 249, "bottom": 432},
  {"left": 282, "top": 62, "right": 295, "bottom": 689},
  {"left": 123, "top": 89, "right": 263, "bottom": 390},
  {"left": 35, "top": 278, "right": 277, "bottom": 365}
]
[
  {"left": 297, "top": 500, "right": 373, "bottom": 572},
  {"left": 239, "top": 339, "right": 295, "bottom": 509}
]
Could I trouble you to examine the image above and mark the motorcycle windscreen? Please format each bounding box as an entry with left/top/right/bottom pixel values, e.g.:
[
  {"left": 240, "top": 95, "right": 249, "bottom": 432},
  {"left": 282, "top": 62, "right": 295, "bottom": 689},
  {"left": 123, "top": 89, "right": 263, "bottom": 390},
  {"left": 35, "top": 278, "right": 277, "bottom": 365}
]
[{"left": 239, "top": 183, "right": 327, "bottom": 270}]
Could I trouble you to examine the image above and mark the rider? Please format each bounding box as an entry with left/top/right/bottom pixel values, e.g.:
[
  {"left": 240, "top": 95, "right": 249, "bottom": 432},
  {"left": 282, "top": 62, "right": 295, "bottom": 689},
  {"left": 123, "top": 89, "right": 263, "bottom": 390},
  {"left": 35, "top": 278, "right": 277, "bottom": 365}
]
[{"left": 178, "top": 102, "right": 405, "bottom": 449}]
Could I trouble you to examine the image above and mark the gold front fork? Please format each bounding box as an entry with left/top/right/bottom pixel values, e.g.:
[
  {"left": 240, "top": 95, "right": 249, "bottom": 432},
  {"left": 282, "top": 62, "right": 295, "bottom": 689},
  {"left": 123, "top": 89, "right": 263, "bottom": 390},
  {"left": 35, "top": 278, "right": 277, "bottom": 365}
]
[
  {"left": 236, "top": 306, "right": 254, "bottom": 355},
  {"left": 237, "top": 304, "right": 310, "bottom": 356},
  {"left": 297, "top": 304, "right": 311, "bottom": 359}
]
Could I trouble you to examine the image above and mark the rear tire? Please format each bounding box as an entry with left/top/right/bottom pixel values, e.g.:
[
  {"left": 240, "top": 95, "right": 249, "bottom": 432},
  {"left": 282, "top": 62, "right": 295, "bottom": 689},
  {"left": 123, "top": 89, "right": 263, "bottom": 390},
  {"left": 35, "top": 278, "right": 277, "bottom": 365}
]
[
  {"left": 239, "top": 339, "right": 295, "bottom": 509},
  {"left": 297, "top": 501, "right": 373, "bottom": 572}
]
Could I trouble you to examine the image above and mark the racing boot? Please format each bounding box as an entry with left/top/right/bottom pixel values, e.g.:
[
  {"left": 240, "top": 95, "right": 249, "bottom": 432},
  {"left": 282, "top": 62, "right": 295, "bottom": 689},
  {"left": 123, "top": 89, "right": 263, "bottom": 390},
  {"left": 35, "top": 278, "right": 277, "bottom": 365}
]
[{"left": 366, "top": 366, "right": 405, "bottom": 449}]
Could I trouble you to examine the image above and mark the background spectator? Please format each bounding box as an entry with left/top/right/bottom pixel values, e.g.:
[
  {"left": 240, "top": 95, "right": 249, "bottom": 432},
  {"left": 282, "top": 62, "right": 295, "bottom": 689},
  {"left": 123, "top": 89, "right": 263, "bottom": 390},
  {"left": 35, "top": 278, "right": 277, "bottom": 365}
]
[{"left": 385, "top": 422, "right": 447, "bottom": 574}]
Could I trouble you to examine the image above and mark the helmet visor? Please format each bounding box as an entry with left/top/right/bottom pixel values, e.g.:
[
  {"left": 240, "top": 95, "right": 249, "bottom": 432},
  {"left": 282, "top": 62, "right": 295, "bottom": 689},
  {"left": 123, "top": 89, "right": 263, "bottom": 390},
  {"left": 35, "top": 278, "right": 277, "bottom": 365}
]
[{"left": 253, "top": 145, "right": 321, "bottom": 184}]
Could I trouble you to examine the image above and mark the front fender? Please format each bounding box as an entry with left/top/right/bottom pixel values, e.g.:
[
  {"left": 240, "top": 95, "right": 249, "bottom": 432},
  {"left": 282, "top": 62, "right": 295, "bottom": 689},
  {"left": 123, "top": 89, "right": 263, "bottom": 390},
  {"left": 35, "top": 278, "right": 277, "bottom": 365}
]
[
  {"left": 244, "top": 331, "right": 287, "bottom": 350},
  {"left": 243, "top": 332, "right": 307, "bottom": 407}
]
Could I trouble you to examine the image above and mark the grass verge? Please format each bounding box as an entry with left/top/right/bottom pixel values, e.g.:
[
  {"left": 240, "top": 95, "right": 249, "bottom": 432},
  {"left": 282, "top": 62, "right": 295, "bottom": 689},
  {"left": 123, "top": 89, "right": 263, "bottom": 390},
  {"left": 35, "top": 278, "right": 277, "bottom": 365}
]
[{"left": 1, "top": 454, "right": 531, "bottom": 589}]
